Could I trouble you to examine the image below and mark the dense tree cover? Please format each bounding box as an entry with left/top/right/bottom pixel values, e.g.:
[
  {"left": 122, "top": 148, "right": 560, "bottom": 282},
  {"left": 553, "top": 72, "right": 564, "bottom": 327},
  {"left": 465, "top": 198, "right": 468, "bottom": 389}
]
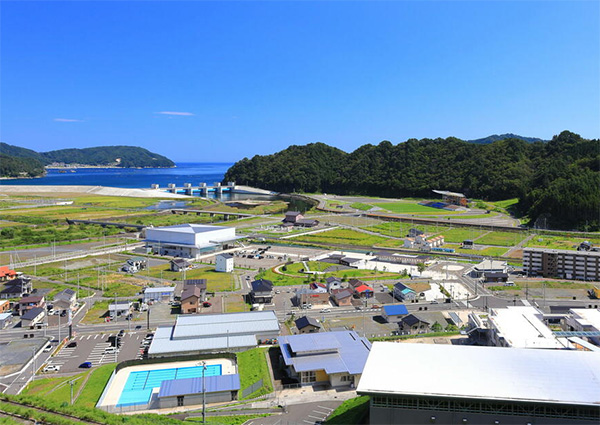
[
  {"left": 224, "top": 131, "right": 599, "bottom": 230},
  {"left": 0, "top": 143, "right": 175, "bottom": 168},
  {"left": 0, "top": 154, "right": 46, "bottom": 178},
  {"left": 467, "top": 133, "right": 544, "bottom": 144}
]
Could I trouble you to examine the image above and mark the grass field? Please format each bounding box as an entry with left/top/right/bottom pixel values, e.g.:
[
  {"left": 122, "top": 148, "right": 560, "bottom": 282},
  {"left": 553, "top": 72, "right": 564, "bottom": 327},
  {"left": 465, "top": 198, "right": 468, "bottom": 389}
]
[
  {"left": 147, "top": 265, "right": 235, "bottom": 291},
  {"left": 325, "top": 396, "right": 370, "bottom": 424},
  {"left": 478, "top": 246, "right": 510, "bottom": 257},
  {"left": 524, "top": 234, "right": 600, "bottom": 250},
  {"left": 224, "top": 295, "right": 249, "bottom": 313},
  {"left": 237, "top": 347, "right": 273, "bottom": 399},
  {"left": 350, "top": 202, "right": 373, "bottom": 211},
  {"left": 74, "top": 364, "right": 117, "bottom": 408},
  {"left": 292, "top": 228, "right": 389, "bottom": 247},
  {"left": 187, "top": 414, "right": 271, "bottom": 425},
  {"left": 477, "top": 231, "right": 526, "bottom": 246},
  {"left": 438, "top": 228, "right": 486, "bottom": 243},
  {"left": 33, "top": 280, "right": 94, "bottom": 299},
  {"left": 373, "top": 201, "right": 459, "bottom": 215}
]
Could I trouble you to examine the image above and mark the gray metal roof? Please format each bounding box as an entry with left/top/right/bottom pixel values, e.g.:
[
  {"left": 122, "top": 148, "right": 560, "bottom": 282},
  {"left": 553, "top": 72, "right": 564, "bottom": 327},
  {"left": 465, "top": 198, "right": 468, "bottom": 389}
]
[
  {"left": 158, "top": 374, "right": 240, "bottom": 398},
  {"left": 21, "top": 307, "right": 45, "bottom": 321},
  {"left": 144, "top": 286, "right": 175, "bottom": 294},
  {"left": 149, "top": 333, "right": 257, "bottom": 355},
  {"left": 279, "top": 331, "right": 371, "bottom": 375},
  {"left": 358, "top": 342, "right": 600, "bottom": 407}
]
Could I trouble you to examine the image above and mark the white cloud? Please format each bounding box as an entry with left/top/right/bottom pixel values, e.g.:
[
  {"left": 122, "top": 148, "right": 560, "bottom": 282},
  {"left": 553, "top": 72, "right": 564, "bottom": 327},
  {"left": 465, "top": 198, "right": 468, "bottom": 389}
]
[
  {"left": 156, "top": 111, "right": 195, "bottom": 116},
  {"left": 53, "top": 118, "right": 83, "bottom": 122}
]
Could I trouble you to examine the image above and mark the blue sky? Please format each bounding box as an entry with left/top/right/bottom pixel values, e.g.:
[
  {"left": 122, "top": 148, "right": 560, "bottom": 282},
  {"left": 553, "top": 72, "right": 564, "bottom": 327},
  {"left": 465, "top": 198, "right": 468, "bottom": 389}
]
[{"left": 1, "top": 1, "right": 598, "bottom": 162}]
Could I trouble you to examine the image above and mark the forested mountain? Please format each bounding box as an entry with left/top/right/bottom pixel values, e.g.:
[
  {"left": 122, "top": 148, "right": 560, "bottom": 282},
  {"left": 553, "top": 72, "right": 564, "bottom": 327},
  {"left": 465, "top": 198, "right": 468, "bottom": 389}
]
[
  {"left": 467, "top": 133, "right": 545, "bottom": 144},
  {"left": 224, "top": 131, "right": 600, "bottom": 230},
  {"left": 0, "top": 154, "right": 46, "bottom": 178},
  {"left": 0, "top": 143, "right": 175, "bottom": 168}
]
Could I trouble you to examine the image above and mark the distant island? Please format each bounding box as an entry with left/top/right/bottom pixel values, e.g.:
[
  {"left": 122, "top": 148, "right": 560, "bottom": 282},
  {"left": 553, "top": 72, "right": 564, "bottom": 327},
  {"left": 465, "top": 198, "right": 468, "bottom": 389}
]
[
  {"left": 223, "top": 131, "right": 600, "bottom": 231},
  {"left": 0, "top": 143, "right": 175, "bottom": 178}
]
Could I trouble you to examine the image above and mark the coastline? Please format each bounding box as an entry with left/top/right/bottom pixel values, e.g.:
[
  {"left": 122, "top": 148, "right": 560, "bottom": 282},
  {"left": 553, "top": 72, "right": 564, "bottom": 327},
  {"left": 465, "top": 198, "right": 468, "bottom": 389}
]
[{"left": 45, "top": 165, "right": 177, "bottom": 169}]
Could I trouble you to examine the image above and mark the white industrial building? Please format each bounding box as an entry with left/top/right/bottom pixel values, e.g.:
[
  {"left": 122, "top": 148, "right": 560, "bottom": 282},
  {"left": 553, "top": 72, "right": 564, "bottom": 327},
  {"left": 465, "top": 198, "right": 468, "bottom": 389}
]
[
  {"left": 142, "top": 286, "right": 176, "bottom": 303},
  {"left": 215, "top": 253, "right": 234, "bottom": 273},
  {"left": 148, "top": 311, "right": 280, "bottom": 357},
  {"left": 564, "top": 308, "right": 600, "bottom": 346},
  {"left": 471, "top": 306, "right": 570, "bottom": 349},
  {"left": 145, "top": 224, "right": 238, "bottom": 259},
  {"left": 358, "top": 342, "right": 600, "bottom": 424}
]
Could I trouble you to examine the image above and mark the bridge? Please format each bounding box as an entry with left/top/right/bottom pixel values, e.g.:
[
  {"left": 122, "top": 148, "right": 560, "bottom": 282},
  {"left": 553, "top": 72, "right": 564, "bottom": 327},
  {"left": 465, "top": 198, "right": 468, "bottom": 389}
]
[
  {"left": 66, "top": 218, "right": 146, "bottom": 231},
  {"left": 170, "top": 209, "right": 256, "bottom": 220},
  {"left": 152, "top": 181, "right": 236, "bottom": 196}
]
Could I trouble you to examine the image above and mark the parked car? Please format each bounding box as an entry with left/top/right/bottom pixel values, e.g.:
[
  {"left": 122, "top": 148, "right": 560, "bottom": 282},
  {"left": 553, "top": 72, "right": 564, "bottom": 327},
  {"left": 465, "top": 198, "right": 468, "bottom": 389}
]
[
  {"left": 43, "top": 365, "right": 60, "bottom": 372},
  {"left": 320, "top": 308, "right": 331, "bottom": 313},
  {"left": 67, "top": 341, "right": 77, "bottom": 348},
  {"left": 203, "top": 302, "right": 212, "bottom": 308},
  {"left": 43, "top": 344, "right": 53, "bottom": 353},
  {"left": 79, "top": 362, "right": 92, "bottom": 368}
]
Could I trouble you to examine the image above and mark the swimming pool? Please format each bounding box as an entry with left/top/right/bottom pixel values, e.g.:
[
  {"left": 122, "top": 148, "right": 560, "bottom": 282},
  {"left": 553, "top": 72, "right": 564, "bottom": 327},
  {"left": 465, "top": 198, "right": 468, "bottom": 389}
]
[{"left": 117, "top": 364, "right": 222, "bottom": 407}]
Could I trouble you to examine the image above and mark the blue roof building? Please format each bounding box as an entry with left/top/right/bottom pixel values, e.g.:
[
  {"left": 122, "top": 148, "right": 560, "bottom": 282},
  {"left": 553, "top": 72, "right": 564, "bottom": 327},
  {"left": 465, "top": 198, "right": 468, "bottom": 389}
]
[
  {"left": 158, "top": 374, "right": 241, "bottom": 408},
  {"left": 382, "top": 304, "right": 409, "bottom": 322},
  {"left": 278, "top": 331, "right": 371, "bottom": 388}
]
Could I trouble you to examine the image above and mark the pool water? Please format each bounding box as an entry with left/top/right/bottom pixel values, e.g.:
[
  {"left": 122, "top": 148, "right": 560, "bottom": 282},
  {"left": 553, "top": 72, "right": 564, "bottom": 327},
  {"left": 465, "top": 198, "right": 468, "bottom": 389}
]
[{"left": 117, "top": 364, "right": 222, "bottom": 406}]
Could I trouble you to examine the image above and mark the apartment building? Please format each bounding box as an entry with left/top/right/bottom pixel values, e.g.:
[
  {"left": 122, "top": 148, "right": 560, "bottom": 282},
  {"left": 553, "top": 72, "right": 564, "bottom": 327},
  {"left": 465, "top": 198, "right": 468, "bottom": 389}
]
[{"left": 523, "top": 247, "right": 600, "bottom": 281}]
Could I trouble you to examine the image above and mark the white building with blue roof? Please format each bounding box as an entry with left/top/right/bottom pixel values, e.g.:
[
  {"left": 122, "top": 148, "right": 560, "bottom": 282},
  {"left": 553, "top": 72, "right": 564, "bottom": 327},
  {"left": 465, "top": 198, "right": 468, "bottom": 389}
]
[{"left": 278, "top": 331, "right": 371, "bottom": 388}]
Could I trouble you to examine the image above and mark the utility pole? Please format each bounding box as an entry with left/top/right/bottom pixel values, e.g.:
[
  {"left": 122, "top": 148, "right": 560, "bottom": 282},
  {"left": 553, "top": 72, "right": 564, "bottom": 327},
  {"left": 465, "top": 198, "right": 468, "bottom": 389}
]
[{"left": 202, "top": 361, "right": 207, "bottom": 424}]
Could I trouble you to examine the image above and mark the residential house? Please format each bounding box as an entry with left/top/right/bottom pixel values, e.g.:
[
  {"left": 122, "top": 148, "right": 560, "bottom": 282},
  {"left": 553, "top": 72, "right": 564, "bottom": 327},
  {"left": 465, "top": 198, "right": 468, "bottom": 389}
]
[
  {"left": 400, "top": 314, "right": 431, "bottom": 334},
  {"left": 19, "top": 295, "right": 45, "bottom": 316},
  {"left": 142, "top": 286, "right": 176, "bottom": 303},
  {"left": 250, "top": 279, "right": 273, "bottom": 304},
  {"left": 353, "top": 284, "right": 374, "bottom": 299},
  {"left": 296, "top": 283, "right": 329, "bottom": 306},
  {"left": 0, "top": 312, "right": 12, "bottom": 329},
  {"left": 21, "top": 307, "right": 45, "bottom": 328},
  {"left": 215, "top": 253, "right": 234, "bottom": 273},
  {"left": 283, "top": 211, "right": 303, "bottom": 224},
  {"left": 183, "top": 279, "right": 207, "bottom": 301},
  {"left": 295, "top": 316, "right": 321, "bottom": 334},
  {"left": 108, "top": 301, "right": 132, "bottom": 319},
  {"left": 393, "top": 282, "right": 417, "bottom": 301},
  {"left": 0, "top": 266, "right": 17, "bottom": 282},
  {"left": 170, "top": 258, "right": 192, "bottom": 272},
  {"left": 181, "top": 286, "right": 205, "bottom": 314},
  {"left": 278, "top": 331, "right": 371, "bottom": 388},
  {"left": 331, "top": 288, "right": 353, "bottom": 307},
  {"left": 0, "top": 277, "right": 33, "bottom": 300},
  {"left": 382, "top": 305, "right": 409, "bottom": 323},
  {"left": 53, "top": 289, "right": 77, "bottom": 312},
  {"left": 325, "top": 277, "right": 343, "bottom": 293}
]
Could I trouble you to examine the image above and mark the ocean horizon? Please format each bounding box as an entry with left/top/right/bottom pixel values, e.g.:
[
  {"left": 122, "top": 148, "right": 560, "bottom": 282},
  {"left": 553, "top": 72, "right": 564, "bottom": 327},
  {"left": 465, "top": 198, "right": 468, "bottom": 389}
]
[{"left": 0, "top": 162, "right": 235, "bottom": 189}]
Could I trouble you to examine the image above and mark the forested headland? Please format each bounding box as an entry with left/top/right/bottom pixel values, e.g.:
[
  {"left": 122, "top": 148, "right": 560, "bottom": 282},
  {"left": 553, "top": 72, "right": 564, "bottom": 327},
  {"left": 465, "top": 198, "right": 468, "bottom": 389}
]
[
  {"left": 0, "top": 143, "right": 175, "bottom": 171},
  {"left": 224, "top": 131, "right": 600, "bottom": 230}
]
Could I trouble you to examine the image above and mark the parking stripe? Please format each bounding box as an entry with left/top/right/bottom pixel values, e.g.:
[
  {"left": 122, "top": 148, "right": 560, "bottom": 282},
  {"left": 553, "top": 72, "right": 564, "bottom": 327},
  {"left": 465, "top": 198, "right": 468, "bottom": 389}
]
[
  {"left": 313, "top": 411, "right": 329, "bottom": 415},
  {"left": 317, "top": 406, "right": 334, "bottom": 411},
  {"left": 308, "top": 415, "right": 324, "bottom": 420}
]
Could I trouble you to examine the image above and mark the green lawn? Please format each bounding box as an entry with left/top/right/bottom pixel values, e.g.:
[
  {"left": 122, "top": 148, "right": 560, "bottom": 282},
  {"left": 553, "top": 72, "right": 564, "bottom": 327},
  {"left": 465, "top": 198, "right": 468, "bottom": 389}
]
[
  {"left": 325, "top": 396, "right": 370, "bottom": 424},
  {"left": 492, "top": 198, "right": 519, "bottom": 209},
  {"left": 350, "top": 202, "right": 373, "bottom": 211},
  {"left": 224, "top": 295, "right": 250, "bottom": 313},
  {"left": 439, "top": 228, "right": 486, "bottom": 243},
  {"left": 478, "top": 246, "right": 510, "bottom": 257},
  {"left": 365, "top": 221, "right": 448, "bottom": 238},
  {"left": 373, "top": 201, "right": 459, "bottom": 215},
  {"left": 236, "top": 347, "right": 273, "bottom": 399},
  {"left": 187, "top": 414, "right": 271, "bottom": 425},
  {"left": 524, "top": 234, "right": 600, "bottom": 250},
  {"left": 292, "top": 228, "right": 389, "bottom": 247},
  {"left": 82, "top": 300, "right": 111, "bottom": 324},
  {"left": 477, "top": 231, "right": 526, "bottom": 246},
  {"left": 147, "top": 265, "right": 235, "bottom": 291},
  {"left": 33, "top": 280, "right": 94, "bottom": 299},
  {"left": 74, "top": 364, "right": 117, "bottom": 408}
]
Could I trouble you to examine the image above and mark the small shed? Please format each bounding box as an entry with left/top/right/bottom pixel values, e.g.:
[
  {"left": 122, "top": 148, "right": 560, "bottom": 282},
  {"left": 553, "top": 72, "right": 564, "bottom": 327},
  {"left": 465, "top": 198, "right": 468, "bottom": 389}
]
[
  {"left": 0, "top": 312, "right": 12, "bottom": 329},
  {"left": 382, "top": 305, "right": 409, "bottom": 323}
]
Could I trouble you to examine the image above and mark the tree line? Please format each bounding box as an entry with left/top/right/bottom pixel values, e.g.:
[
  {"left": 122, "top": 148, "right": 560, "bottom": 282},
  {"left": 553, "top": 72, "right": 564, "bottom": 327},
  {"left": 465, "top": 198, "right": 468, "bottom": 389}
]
[{"left": 223, "top": 131, "right": 599, "bottom": 230}]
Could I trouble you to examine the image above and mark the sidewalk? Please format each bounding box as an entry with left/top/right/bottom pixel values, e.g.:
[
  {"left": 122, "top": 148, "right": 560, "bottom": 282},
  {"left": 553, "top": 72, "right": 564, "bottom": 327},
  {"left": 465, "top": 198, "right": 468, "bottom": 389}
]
[{"left": 252, "top": 386, "right": 357, "bottom": 409}]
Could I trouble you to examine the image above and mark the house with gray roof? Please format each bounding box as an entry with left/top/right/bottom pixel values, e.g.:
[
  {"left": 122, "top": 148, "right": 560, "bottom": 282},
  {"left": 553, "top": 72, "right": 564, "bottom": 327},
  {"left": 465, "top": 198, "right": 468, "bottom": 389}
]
[
  {"left": 400, "top": 314, "right": 431, "bottom": 334},
  {"left": 295, "top": 316, "right": 321, "bottom": 334},
  {"left": 278, "top": 331, "right": 371, "bottom": 388},
  {"left": 250, "top": 279, "right": 273, "bottom": 304},
  {"left": 21, "top": 307, "right": 45, "bottom": 328},
  {"left": 393, "top": 282, "right": 417, "bottom": 301},
  {"left": 53, "top": 288, "right": 77, "bottom": 311}
]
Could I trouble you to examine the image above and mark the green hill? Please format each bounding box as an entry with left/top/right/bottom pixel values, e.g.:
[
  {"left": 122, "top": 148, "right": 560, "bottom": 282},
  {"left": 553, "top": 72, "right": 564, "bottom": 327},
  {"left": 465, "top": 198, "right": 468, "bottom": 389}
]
[
  {"left": 0, "top": 143, "right": 175, "bottom": 168},
  {"left": 224, "top": 131, "right": 600, "bottom": 231},
  {"left": 0, "top": 154, "right": 46, "bottom": 178}
]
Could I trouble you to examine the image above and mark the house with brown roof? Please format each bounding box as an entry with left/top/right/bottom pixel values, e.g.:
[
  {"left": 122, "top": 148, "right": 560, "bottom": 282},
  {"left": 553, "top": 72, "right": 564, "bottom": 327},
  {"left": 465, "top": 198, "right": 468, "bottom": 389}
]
[
  {"left": 331, "top": 288, "right": 353, "bottom": 307},
  {"left": 19, "top": 295, "right": 45, "bottom": 316},
  {"left": 181, "top": 286, "right": 205, "bottom": 314}
]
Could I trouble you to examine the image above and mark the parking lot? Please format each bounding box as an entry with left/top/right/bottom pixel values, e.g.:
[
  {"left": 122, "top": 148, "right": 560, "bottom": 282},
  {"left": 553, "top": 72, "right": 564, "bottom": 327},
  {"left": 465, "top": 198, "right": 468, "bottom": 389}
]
[{"left": 43, "top": 330, "right": 149, "bottom": 373}]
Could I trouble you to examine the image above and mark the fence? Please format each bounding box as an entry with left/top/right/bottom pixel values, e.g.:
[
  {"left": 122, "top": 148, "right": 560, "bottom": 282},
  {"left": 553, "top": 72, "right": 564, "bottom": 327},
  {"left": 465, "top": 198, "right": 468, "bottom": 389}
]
[{"left": 240, "top": 378, "right": 264, "bottom": 399}]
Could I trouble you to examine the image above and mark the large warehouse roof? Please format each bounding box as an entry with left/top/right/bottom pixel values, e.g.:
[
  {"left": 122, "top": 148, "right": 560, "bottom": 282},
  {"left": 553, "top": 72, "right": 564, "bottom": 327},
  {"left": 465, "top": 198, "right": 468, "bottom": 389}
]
[
  {"left": 148, "top": 311, "right": 279, "bottom": 356},
  {"left": 358, "top": 342, "right": 600, "bottom": 406}
]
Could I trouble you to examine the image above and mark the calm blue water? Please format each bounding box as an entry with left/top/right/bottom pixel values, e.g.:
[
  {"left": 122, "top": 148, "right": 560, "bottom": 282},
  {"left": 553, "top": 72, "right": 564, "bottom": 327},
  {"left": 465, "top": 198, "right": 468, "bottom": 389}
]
[{"left": 0, "top": 162, "right": 233, "bottom": 189}]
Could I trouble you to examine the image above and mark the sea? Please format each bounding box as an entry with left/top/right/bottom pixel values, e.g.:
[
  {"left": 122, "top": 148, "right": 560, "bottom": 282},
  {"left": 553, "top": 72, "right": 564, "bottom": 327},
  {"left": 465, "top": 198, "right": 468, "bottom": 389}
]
[{"left": 0, "top": 162, "right": 233, "bottom": 189}]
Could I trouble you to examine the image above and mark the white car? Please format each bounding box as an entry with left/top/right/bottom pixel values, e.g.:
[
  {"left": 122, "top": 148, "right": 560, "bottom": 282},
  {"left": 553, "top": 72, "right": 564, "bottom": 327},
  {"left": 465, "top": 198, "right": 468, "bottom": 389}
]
[
  {"left": 320, "top": 308, "right": 331, "bottom": 313},
  {"left": 43, "top": 365, "right": 60, "bottom": 372},
  {"left": 43, "top": 344, "right": 53, "bottom": 353},
  {"left": 105, "top": 347, "right": 119, "bottom": 354}
]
